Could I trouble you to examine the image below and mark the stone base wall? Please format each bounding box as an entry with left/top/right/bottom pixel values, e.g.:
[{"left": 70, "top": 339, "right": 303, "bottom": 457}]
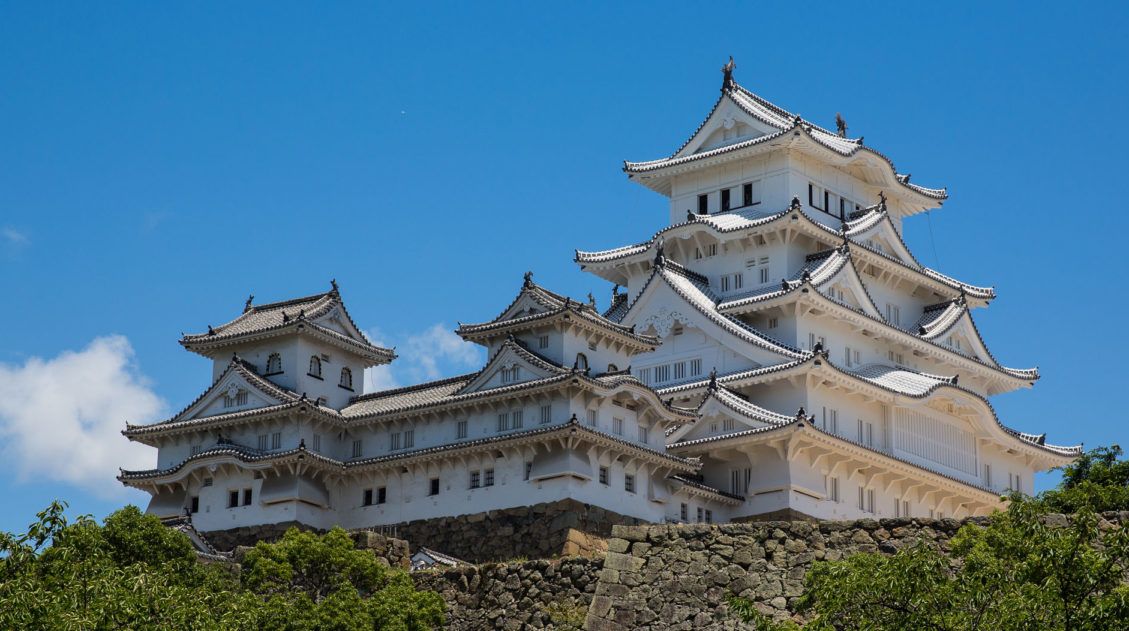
[
  {"left": 202, "top": 521, "right": 305, "bottom": 552},
  {"left": 413, "top": 557, "right": 602, "bottom": 630},
  {"left": 210, "top": 523, "right": 411, "bottom": 570},
  {"left": 395, "top": 499, "right": 632, "bottom": 563}
]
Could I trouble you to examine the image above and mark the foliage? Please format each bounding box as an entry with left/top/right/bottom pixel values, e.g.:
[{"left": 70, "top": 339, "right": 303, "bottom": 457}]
[
  {"left": 545, "top": 600, "right": 587, "bottom": 630},
  {"left": 1041, "top": 444, "right": 1129, "bottom": 513},
  {"left": 793, "top": 495, "right": 1129, "bottom": 630},
  {"left": 0, "top": 503, "right": 444, "bottom": 631}
]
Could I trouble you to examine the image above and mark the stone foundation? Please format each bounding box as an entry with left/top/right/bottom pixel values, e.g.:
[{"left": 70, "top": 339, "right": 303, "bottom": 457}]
[{"left": 413, "top": 556, "right": 602, "bottom": 630}]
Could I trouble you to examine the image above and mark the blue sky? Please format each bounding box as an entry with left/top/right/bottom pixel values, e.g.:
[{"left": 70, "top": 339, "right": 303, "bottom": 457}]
[{"left": 1, "top": 2, "right": 1126, "bottom": 533}]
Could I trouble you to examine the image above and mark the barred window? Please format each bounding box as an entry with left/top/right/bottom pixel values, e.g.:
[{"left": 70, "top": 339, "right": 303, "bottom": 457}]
[
  {"left": 308, "top": 356, "right": 322, "bottom": 378},
  {"left": 266, "top": 353, "right": 282, "bottom": 374},
  {"left": 339, "top": 367, "right": 353, "bottom": 389}
]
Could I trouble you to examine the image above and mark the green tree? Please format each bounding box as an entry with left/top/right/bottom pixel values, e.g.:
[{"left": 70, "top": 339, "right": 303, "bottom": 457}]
[
  {"left": 0, "top": 503, "right": 444, "bottom": 631},
  {"left": 1041, "top": 445, "right": 1129, "bottom": 513}
]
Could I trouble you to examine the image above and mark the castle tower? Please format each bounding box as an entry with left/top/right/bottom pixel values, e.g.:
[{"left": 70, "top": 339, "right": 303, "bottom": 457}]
[{"left": 577, "top": 61, "right": 1079, "bottom": 520}]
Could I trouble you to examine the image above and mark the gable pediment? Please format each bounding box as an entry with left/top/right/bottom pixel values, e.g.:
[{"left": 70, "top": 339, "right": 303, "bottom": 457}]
[
  {"left": 457, "top": 343, "right": 563, "bottom": 394},
  {"left": 677, "top": 96, "right": 777, "bottom": 159},
  {"left": 176, "top": 368, "right": 294, "bottom": 423},
  {"left": 812, "top": 257, "right": 882, "bottom": 319}
]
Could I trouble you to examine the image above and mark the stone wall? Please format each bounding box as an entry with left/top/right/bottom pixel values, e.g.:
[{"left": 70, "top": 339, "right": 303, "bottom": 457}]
[
  {"left": 585, "top": 517, "right": 977, "bottom": 630},
  {"left": 395, "top": 499, "right": 627, "bottom": 563},
  {"left": 224, "top": 528, "right": 412, "bottom": 570},
  {"left": 414, "top": 556, "right": 602, "bottom": 630}
]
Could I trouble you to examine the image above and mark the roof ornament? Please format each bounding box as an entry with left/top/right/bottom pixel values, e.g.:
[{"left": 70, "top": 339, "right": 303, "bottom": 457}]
[
  {"left": 780, "top": 278, "right": 791, "bottom": 292},
  {"left": 282, "top": 312, "right": 290, "bottom": 323},
  {"left": 299, "top": 438, "right": 306, "bottom": 449},
  {"left": 839, "top": 218, "right": 850, "bottom": 234},
  {"left": 653, "top": 239, "right": 666, "bottom": 267},
  {"left": 796, "top": 407, "right": 807, "bottom": 421},
  {"left": 951, "top": 374, "right": 960, "bottom": 385},
  {"left": 720, "top": 56, "right": 736, "bottom": 93},
  {"left": 587, "top": 292, "right": 597, "bottom": 309},
  {"left": 835, "top": 113, "right": 848, "bottom": 138},
  {"left": 523, "top": 271, "right": 534, "bottom": 288},
  {"left": 570, "top": 413, "right": 578, "bottom": 423},
  {"left": 330, "top": 278, "right": 339, "bottom": 293},
  {"left": 903, "top": 173, "right": 912, "bottom": 183},
  {"left": 878, "top": 190, "right": 887, "bottom": 212},
  {"left": 612, "top": 284, "right": 620, "bottom": 298},
  {"left": 297, "top": 309, "right": 305, "bottom": 320},
  {"left": 792, "top": 114, "right": 803, "bottom": 127},
  {"left": 838, "top": 236, "right": 850, "bottom": 254},
  {"left": 857, "top": 136, "right": 864, "bottom": 146},
  {"left": 244, "top": 294, "right": 255, "bottom": 313},
  {"left": 801, "top": 268, "right": 812, "bottom": 283},
  {"left": 686, "top": 209, "right": 696, "bottom": 222},
  {"left": 207, "top": 325, "right": 215, "bottom": 335},
  {"left": 790, "top": 196, "right": 802, "bottom": 211},
  {"left": 812, "top": 340, "right": 824, "bottom": 355},
  {"left": 956, "top": 287, "right": 967, "bottom": 306},
  {"left": 707, "top": 368, "right": 718, "bottom": 391}
]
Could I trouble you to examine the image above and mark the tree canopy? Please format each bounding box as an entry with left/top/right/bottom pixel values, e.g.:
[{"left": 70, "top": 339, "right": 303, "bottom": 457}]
[{"left": 0, "top": 504, "right": 444, "bottom": 631}]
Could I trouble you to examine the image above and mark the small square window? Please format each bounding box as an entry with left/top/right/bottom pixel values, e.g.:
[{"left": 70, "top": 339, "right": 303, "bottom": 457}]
[
  {"left": 429, "top": 478, "right": 440, "bottom": 496},
  {"left": 624, "top": 474, "right": 635, "bottom": 493},
  {"left": 376, "top": 487, "right": 387, "bottom": 504},
  {"left": 680, "top": 502, "right": 688, "bottom": 521},
  {"left": 524, "top": 462, "right": 533, "bottom": 481},
  {"left": 540, "top": 404, "right": 551, "bottom": 424},
  {"left": 599, "top": 466, "right": 609, "bottom": 485},
  {"left": 470, "top": 471, "right": 481, "bottom": 489},
  {"left": 457, "top": 420, "right": 468, "bottom": 439},
  {"left": 228, "top": 491, "right": 239, "bottom": 508},
  {"left": 484, "top": 469, "right": 495, "bottom": 487},
  {"left": 352, "top": 439, "right": 364, "bottom": 458},
  {"left": 242, "top": 488, "right": 252, "bottom": 506},
  {"left": 363, "top": 489, "right": 373, "bottom": 506},
  {"left": 538, "top": 335, "right": 549, "bottom": 349}
]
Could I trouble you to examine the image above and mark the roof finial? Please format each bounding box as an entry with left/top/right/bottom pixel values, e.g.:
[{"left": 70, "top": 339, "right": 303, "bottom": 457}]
[
  {"left": 523, "top": 270, "right": 534, "bottom": 288},
  {"left": 952, "top": 374, "right": 960, "bottom": 385},
  {"left": 790, "top": 196, "right": 802, "bottom": 211},
  {"left": 330, "top": 278, "right": 338, "bottom": 293},
  {"left": 612, "top": 284, "right": 620, "bottom": 298},
  {"left": 244, "top": 294, "right": 254, "bottom": 312},
  {"left": 687, "top": 209, "right": 696, "bottom": 222},
  {"left": 801, "top": 268, "right": 812, "bottom": 282},
  {"left": 299, "top": 438, "right": 306, "bottom": 449},
  {"left": 720, "top": 56, "right": 736, "bottom": 92},
  {"left": 283, "top": 312, "right": 290, "bottom": 323},
  {"left": 796, "top": 407, "right": 807, "bottom": 421},
  {"left": 653, "top": 238, "right": 666, "bottom": 267},
  {"left": 878, "top": 190, "right": 887, "bottom": 211},
  {"left": 780, "top": 278, "right": 790, "bottom": 292},
  {"left": 835, "top": 112, "right": 848, "bottom": 138},
  {"left": 587, "top": 292, "right": 597, "bottom": 309},
  {"left": 957, "top": 287, "right": 967, "bottom": 306},
  {"left": 708, "top": 368, "right": 718, "bottom": 391},
  {"left": 207, "top": 325, "right": 215, "bottom": 335},
  {"left": 812, "top": 340, "right": 824, "bottom": 355}
]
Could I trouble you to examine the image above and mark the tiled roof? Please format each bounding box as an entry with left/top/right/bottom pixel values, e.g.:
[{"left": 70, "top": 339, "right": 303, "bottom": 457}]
[
  {"left": 180, "top": 285, "right": 394, "bottom": 363},
  {"left": 624, "top": 79, "right": 946, "bottom": 201},
  {"left": 456, "top": 274, "right": 658, "bottom": 349},
  {"left": 669, "top": 474, "right": 744, "bottom": 503}
]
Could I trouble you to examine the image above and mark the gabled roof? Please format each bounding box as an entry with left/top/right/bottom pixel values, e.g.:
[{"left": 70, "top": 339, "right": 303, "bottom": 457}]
[
  {"left": 656, "top": 351, "right": 1079, "bottom": 459},
  {"left": 342, "top": 338, "right": 695, "bottom": 424},
  {"left": 623, "top": 68, "right": 946, "bottom": 210},
  {"left": 576, "top": 202, "right": 995, "bottom": 306},
  {"left": 180, "top": 282, "right": 395, "bottom": 365},
  {"left": 455, "top": 273, "right": 659, "bottom": 351},
  {"left": 122, "top": 355, "right": 340, "bottom": 442},
  {"left": 616, "top": 252, "right": 805, "bottom": 362},
  {"left": 455, "top": 337, "right": 569, "bottom": 394},
  {"left": 667, "top": 378, "right": 794, "bottom": 443}
]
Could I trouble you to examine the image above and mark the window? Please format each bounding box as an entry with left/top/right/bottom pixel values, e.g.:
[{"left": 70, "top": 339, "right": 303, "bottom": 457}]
[
  {"left": 540, "top": 404, "right": 552, "bottom": 424},
  {"left": 690, "top": 359, "right": 702, "bottom": 376},
  {"left": 352, "top": 439, "right": 364, "bottom": 458},
  {"left": 403, "top": 429, "right": 414, "bottom": 449},
  {"left": 844, "top": 347, "right": 860, "bottom": 367},
  {"left": 743, "top": 183, "right": 753, "bottom": 206},
  {"left": 886, "top": 304, "right": 901, "bottom": 327},
  {"left": 224, "top": 390, "right": 248, "bottom": 408},
  {"left": 538, "top": 335, "right": 549, "bottom": 349},
  {"left": 808, "top": 333, "right": 825, "bottom": 351},
  {"left": 429, "top": 478, "right": 440, "bottom": 496},
  {"left": 888, "top": 350, "right": 905, "bottom": 365},
  {"left": 722, "top": 418, "right": 735, "bottom": 432},
  {"left": 497, "top": 413, "right": 509, "bottom": 432},
  {"left": 707, "top": 243, "right": 718, "bottom": 257},
  {"left": 189, "top": 496, "right": 199, "bottom": 513},
  {"left": 858, "top": 487, "right": 866, "bottom": 511},
  {"left": 704, "top": 510, "right": 713, "bottom": 524},
  {"left": 983, "top": 464, "right": 992, "bottom": 487},
  {"left": 857, "top": 420, "right": 873, "bottom": 447},
  {"left": 257, "top": 434, "right": 268, "bottom": 450},
  {"left": 587, "top": 409, "right": 597, "bottom": 426},
  {"left": 599, "top": 466, "right": 609, "bottom": 485},
  {"left": 501, "top": 366, "right": 520, "bottom": 383},
  {"left": 638, "top": 367, "right": 652, "bottom": 384},
  {"left": 456, "top": 420, "right": 468, "bottom": 439},
  {"left": 203, "top": 477, "right": 213, "bottom": 487},
  {"left": 809, "top": 183, "right": 826, "bottom": 210},
  {"left": 339, "top": 367, "right": 353, "bottom": 390},
  {"left": 638, "top": 425, "right": 649, "bottom": 444},
  {"left": 376, "top": 487, "right": 386, "bottom": 504},
  {"left": 680, "top": 503, "right": 688, "bottom": 521},
  {"left": 720, "top": 188, "right": 731, "bottom": 211},
  {"left": 867, "top": 489, "right": 876, "bottom": 513},
  {"left": 512, "top": 410, "right": 523, "bottom": 429},
  {"left": 654, "top": 364, "right": 670, "bottom": 383},
  {"left": 624, "top": 474, "right": 636, "bottom": 493},
  {"left": 525, "top": 462, "right": 533, "bottom": 480},
  {"left": 271, "top": 432, "right": 281, "bottom": 450},
  {"left": 308, "top": 356, "right": 322, "bottom": 378},
  {"left": 768, "top": 317, "right": 778, "bottom": 329},
  {"left": 822, "top": 407, "right": 839, "bottom": 434},
  {"left": 588, "top": 340, "right": 598, "bottom": 352},
  {"left": 363, "top": 489, "right": 373, "bottom": 506},
  {"left": 312, "top": 434, "right": 321, "bottom": 452},
  {"left": 470, "top": 471, "right": 481, "bottom": 489},
  {"left": 730, "top": 468, "right": 751, "bottom": 494},
  {"left": 828, "top": 476, "right": 841, "bottom": 503},
  {"left": 698, "top": 193, "right": 708, "bottom": 214},
  {"left": 266, "top": 353, "right": 282, "bottom": 375},
  {"left": 613, "top": 418, "right": 624, "bottom": 435},
  {"left": 673, "top": 361, "right": 686, "bottom": 380},
  {"left": 575, "top": 353, "right": 589, "bottom": 371},
  {"left": 243, "top": 488, "right": 253, "bottom": 506},
  {"left": 697, "top": 507, "right": 704, "bottom": 522},
  {"left": 484, "top": 469, "right": 495, "bottom": 487},
  {"left": 228, "top": 491, "right": 240, "bottom": 508},
  {"left": 190, "top": 444, "right": 202, "bottom": 456}
]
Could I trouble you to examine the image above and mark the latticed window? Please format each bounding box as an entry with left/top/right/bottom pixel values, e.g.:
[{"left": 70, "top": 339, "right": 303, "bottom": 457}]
[
  {"left": 339, "top": 367, "right": 353, "bottom": 389},
  {"left": 308, "top": 356, "right": 322, "bottom": 378},
  {"left": 266, "top": 353, "right": 282, "bottom": 374}
]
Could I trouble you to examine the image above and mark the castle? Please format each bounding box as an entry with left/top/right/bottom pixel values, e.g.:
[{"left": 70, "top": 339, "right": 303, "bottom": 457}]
[{"left": 120, "top": 61, "right": 1079, "bottom": 544}]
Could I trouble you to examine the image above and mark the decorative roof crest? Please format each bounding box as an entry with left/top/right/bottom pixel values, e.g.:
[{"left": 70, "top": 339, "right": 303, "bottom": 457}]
[
  {"left": 243, "top": 294, "right": 254, "bottom": 313},
  {"left": 330, "top": 278, "right": 339, "bottom": 293},
  {"left": 707, "top": 368, "right": 718, "bottom": 391},
  {"left": 587, "top": 292, "right": 597, "bottom": 309},
  {"left": 720, "top": 56, "right": 736, "bottom": 93},
  {"left": 790, "top": 196, "right": 802, "bottom": 211},
  {"left": 523, "top": 271, "right": 534, "bottom": 288},
  {"left": 835, "top": 113, "right": 847, "bottom": 138},
  {"left": 653, "top": 238, "right": 666, "bottom": 267}
]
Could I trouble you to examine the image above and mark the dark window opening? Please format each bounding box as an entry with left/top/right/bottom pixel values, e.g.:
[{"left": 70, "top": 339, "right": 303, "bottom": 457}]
[
  {"left": 720, "top": 189, "right": 730, "bottom": 211},
  {"left": 228, "top": 491, "right": 239, "bottom": 508},
  {"left": 377, "top": 487, "right": 387, "bottom": 504},
  {"left": 242, "top": 488, "right": 253, "bottom": 506},
  {"left": 308, "top": 355, "right": 322, "bottom": 379},
  {"left": 363, "top": 489, "right": 373, "bottom": 506},
  {"left": 429, "top": 478, "right": 440, "bottom": 496},
  {"left": 190, "top": 496, "right": 199, "bottom": 514},
  {"left": 808, "top": 183, "right": 814, "bottom": 207},
  {"left": 697, "top": 194, "right": 708, "bottom": 215},
  {"left": 743, "top": 183, "right": 753, "bottom": 206}
]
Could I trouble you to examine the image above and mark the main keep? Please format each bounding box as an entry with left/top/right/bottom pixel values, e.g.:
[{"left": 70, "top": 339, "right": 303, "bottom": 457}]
[{"left": 121, "top": 63, "right": 1079, "bottom": 547}]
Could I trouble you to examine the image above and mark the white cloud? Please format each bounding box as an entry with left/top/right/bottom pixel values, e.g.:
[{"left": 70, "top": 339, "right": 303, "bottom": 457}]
[
  {"left": 2, "top": 227, "right": 28, "bottom": 247},
  {"left": 0, "top": 336, "right": 165, "bottom": 498},
  {"left": 363, "top": 324, "right": 483, "bottom": 392}
]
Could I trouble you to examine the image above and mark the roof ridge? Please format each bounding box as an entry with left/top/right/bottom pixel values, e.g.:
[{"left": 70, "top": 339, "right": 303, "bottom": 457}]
[
  {"left": 350, "top": 372, "right": 477, "bottom": 403},
  {"left": 248, "top": 291, "right": 334, "bottom": 312}
]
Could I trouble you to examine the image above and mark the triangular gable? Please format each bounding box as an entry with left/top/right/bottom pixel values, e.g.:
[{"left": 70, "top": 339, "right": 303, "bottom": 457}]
[
  {"left": 674, "top": 93, "right": 779, "bottom": 159},
  {"left": 923, "top": 309, "right": 995, "bottom": 366},
  {"left": 308, "top": 300, "right": 372, "bottom": 346},
  {"left": 848, "top": 211, "right": 922, "bottom": 269},
  {"left": 809, "top": 252, "right": 883, "bottom": 319},
  {"left": 619, "top": 265, "right": 803, "bottom": 365},
  {"left": 174, "top": 362, "right": 296, "bottom": 423},
  {"left": 667, "top": 389, "right": 789, "bottom": 443},
  {"left": 457, "top": 342, "right": 565, "bottom": 394}
]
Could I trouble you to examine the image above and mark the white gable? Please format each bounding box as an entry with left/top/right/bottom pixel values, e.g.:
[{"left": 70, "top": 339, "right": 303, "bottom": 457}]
[
  {"left": 677, "top": 96, "right": 777, "bottom": 158},
  {"left": 457, "top": 343, "right": 561, "bottom": 394}
]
